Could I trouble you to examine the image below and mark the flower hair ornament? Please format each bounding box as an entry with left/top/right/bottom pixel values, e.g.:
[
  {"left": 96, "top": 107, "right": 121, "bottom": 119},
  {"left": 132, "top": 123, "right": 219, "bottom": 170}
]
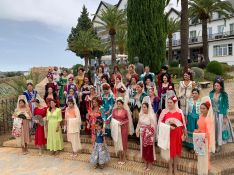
[
  {"left": 169, "top": 96, "right": 178, "bottom": 103},
  {"left": 116, "top": 96, "right": 124, "bottom": 103}
]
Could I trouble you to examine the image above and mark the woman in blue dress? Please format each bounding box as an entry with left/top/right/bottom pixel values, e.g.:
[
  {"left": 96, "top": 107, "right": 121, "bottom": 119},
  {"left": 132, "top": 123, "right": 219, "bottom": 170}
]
[
  {"left": 209, "top": 76, "right": 234, "bottom": 152},
  {"left": 184, "top": 88, "right": 201, "bottom": 151}
]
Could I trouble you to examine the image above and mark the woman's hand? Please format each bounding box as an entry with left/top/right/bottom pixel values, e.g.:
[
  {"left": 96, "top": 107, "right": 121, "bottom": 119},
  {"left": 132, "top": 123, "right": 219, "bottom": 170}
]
[
  {"left": 170, "top": 126, "right": 175, "bottom": 130},
  {"left": 223, "top": 117, "right": 228, "bottom": 124}
]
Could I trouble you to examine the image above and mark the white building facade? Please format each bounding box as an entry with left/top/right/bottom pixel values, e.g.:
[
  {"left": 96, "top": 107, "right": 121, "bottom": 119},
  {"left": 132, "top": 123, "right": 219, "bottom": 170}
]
[{"left": 93, "top": 0, "right": 234, "bottom": 65}]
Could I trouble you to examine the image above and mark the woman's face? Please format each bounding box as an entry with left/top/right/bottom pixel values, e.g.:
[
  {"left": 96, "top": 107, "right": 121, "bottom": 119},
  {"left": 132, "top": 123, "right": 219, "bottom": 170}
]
[
  {"left": 167, "top": 99, "right": 175, "bottom": 110},
  {"left": 90, "top": 88, "right": 95, "bottom": 94},
  {"left": 129, "top": 67, "right": 133, "bottom": 72},
  {"left": 200, "top": 104, "right": 208, "bottom": 116},
  {"left": 145, "top": 67, "right": 150, "bottom": 73},
  {"left": 98, "top": 67, "right": 103, "bottom": 74},
  {"left": 68, "top": 102, "right": 74, "bottom": 108},
  {"left": 214, "top": 82, "right": 222, "bottom": 92},
  {"left": 192, "top": 91, "right": 199, "bottom": 100},
  {"left": 48, "top": 87, "right": 53, "bottom": 94},
  {"left": 27, "top": 84, "right": 33, "bottom": 91},
  {"left": 50, "top": 101, "right": 56, "bottom": 108},
  {"left": 96, "top": 124, "right": 102, "bottom": 130},
  {"left": 131, "top": 78, "right": 136, "bottom": 84},
  {"left": 142, "top": 104, "right": 148, "bottom": 114},
  {"left": 84, "top": 77, "right": 89, "bottom": 84},
  {"left": 19, "top": 101, "right": 25, "bottom": 108},
  {"left": 63, "top": 71, "right": 67, "bottom": 76},
  {"left": 136, "top": 85, "right": 142, "bottom": 93},
  {"left": 69, "top": 89, "right": 75, "bottom": 95},
  {"left": 149, "top": 89, "right": 154, "bottom": 97},
  {"left": 78, "top": 69, "right": 83, "bottom": 75},
  {"left": 48, "top": 77, "right": 53, "bottom": 82},
  {"left": 183, "top": 73, "right": 190, "bottom": 81},
  {"left": 92, "top": 100, "right": 98, "bottom": 107},
  {"left": 102, "top": 78, "right": 107, "bottom": 84},
  {"left": 163, "top": 76, "right": 168, "bottom": 83},
  {"left": 117, "top": 101, "right": 123, "bottom": 108},
  {"left": 116, "top": 78, "right": 121, "bottom": 84},
  {"left": 146, "top": 78, "right": 151, "bottom": 85}
]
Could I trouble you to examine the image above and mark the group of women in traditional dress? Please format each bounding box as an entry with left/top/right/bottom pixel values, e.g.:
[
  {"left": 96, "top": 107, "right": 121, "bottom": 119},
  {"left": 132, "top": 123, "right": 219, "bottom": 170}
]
[{"left": 11, "top": 65, "right": 234, "bottom": 174}]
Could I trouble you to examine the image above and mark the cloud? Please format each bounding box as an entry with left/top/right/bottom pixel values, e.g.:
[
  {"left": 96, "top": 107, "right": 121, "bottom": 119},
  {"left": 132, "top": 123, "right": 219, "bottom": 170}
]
[{"left": 0, "top": 0, "right": 117, "bottom": 30}]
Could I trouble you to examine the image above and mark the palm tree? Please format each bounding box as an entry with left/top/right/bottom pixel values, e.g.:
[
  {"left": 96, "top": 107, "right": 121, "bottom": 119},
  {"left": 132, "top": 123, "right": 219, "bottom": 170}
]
[
  {"left": 94, "top": 6, "right": 127, "bottom": 65},
  {"left": 189, "top": 0, "right": 234, "bottom": 65},
  {"left": 116, "top": 29, "right": 127, "bottom": 54},
  {"left": 167, "top": 0, "right": 189, "bottom": 67},
  {"left": 68, "top": 29, "right": 102, "bottom": 70},
  {"left": 167, "top": 18, "right": 180, "bottom": 64}
]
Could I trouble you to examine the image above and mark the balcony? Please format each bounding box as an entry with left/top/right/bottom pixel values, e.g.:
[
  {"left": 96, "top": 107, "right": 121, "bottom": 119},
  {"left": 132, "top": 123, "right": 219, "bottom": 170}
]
[{"left": 167, "top": 31, "right": 234, "bottom": 48}]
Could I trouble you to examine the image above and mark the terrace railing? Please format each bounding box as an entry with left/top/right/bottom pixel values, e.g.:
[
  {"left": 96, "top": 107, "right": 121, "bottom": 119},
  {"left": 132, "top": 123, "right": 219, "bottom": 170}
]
[{"left": 0, "top": 98, "right": 17, "bottom": 135}]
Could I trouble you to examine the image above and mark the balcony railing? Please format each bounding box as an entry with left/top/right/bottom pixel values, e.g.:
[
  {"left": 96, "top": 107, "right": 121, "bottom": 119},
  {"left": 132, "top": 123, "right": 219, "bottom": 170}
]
[{"left": 167, "top": 31, "right": 234, "bottom": 47}]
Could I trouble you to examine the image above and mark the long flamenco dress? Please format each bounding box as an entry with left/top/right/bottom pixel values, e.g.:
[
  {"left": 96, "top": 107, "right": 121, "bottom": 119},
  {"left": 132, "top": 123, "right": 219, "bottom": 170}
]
[
  {"left": 158, "top": 83, "right": 174, "bottom": 110},
  {"left": 101, "top": 93, "right": 115, "bottom": 137},
  {"left": 80, "top": 85, "right": 90, "bottom": 130},
  {"left": 75, "top": 75, "right": 84, "bottom": 90},
  {"left": 209, "top": 91, "right": 234, "bottom": 145},
  {"left": 88, "top": 109, "right": 102, "bottom": 144},
  {"left": 136, "top": 114, "right": 156, "bottom": 163},
  {"left": 34, "top": 107, "right": 47, "bottom": 146},
  {"left": 184, "top": 98, "right": 201, "bottom": 149},
  {"left": 12, "top": 108, "right": 31, "bottom": 147},
  {"left": 196, "top": 116, "right": 211, "bottom": 175},
  {"left": 65, "top": 107, "right": 82, "bottom": 153},
  {"left": 46, "top": 108, "right": 64, "bottom": 151},
  {"left": 112, "top": 109, "right": 129, "bottom": 153},
  {"left": 161, "top": 110, "right": 185, "bottom": 158},
  {"left": 178, "top": 81, "right": 194, "bottom": 115},
  {"left": 58, "top": 76, "right": 68, "bottom": 106}
]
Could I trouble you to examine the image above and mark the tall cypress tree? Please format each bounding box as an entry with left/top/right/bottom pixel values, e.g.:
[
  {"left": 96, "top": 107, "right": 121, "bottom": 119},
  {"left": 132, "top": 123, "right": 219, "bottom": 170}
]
[
  {"left": 127, "top": 0, "right": 166, "bottom": 73},
  {"left": 67, "top": 5, "right": 94, "bottom": 57}
]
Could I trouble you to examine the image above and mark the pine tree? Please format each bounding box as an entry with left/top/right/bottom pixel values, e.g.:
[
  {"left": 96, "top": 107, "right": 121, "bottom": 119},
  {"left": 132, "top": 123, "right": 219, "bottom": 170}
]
[
  {"left": 67, "top": 5, "right": 94, "bottom": 58},
  {"left": 127, "top": 0, "right": 167, "bottom": 73}
]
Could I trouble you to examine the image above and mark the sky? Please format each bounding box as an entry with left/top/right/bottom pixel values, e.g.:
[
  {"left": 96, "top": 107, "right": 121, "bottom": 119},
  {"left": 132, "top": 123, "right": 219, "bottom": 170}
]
[{"left": 0, "top": 0, "right": 179, "bottom": 72}]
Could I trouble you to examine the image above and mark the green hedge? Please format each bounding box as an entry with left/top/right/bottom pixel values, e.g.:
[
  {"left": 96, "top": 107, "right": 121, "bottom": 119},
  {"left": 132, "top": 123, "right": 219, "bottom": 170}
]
[
  {"left": 191, "top": 67, "right": 204, "bottom": 81},
  {"left": 169, "top": 60, "right": 179, "bottom": 67},
  {"left": 204, "top": 70, "right": 216, "bottom": 81},
  {"left": 169, "top": 67, "right": 183, "bottom": 78},
  {"left": 206, "top": 61, "right": 224, "bottom": 75}
]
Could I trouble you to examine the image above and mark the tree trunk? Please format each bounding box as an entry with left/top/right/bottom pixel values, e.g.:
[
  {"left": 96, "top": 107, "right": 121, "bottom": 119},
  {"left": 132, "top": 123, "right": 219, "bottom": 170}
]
[
  {"left": 168, "top": 34, "right": 173, "bottom": 64},
  {"left": 84, "top": 57, "right": 89, "bottom": 71},
  {"left": 180, "top": 0, "right": 189, "bottom": 67},
  {"left": 111, "top": 34, "right": 116, "bottom": 65},
  {"left": 89, "top": 57, "right": 92, "bottom": 67},
  {"left": 202, "top": 19, "right": 210, "bottom": 66}
]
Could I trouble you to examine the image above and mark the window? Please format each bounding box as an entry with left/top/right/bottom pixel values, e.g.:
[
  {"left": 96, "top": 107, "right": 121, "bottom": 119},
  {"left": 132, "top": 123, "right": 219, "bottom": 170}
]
[
  {"left": 213, "top": 44, "right": 232, "bottom": 57},
  {"left": 208, "top": 27, "right": 213, "bottom": 39},
  {"left": 217, "top": 25, "right": 224, "bottom": 34},
  {"left": 230, "top": 23, "right": 234, "bottom": 35},
  {"left": 190, "top": 30, "right": 196, "bottom": 38}
]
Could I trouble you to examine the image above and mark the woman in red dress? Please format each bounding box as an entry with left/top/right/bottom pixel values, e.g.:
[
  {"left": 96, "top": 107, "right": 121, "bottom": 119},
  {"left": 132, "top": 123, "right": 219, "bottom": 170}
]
[
  {"left": 158, "top": 96, "right": 187, "bottom": 175},
  {"left": 111, "top": 97, "right": 129, "bottom": 165},
  {"left": 87, "top": 97, "right": 102, "bottom": 144},
  {"left": 34, "top": 99, "right": 47, "bottom": 155},
  {"left": 44, "top": 87, "right": 60, "bottom": 107}
]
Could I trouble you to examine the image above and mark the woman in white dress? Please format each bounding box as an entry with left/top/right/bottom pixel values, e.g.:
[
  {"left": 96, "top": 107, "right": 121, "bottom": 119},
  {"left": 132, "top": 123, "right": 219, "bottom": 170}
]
[{"left": 136, "top": 96, "right": 156, "bottom": 171}]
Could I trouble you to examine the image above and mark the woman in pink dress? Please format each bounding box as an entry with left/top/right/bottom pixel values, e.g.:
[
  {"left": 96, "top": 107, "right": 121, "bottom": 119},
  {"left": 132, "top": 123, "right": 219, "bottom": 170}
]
[
  {"left": 12, "top": 95, "right": 32, "bottom": 154},
  {"left": 158, "top": 96, "right": 187, "bottom": 175},
  {"left": 65, "top": 97, "right": 82, "bottom": 157},
  {"left": 34, "top": 99, "right": 47, "bottom": 155},
  {"left": 194, "top": 97, "right": 215, "bottom": 175},
  {"left": 111, "top": 97, "right": 129, "bottom": 165},
  {"left": 87, "top": 97, "right": 102, "bottom": 144}
]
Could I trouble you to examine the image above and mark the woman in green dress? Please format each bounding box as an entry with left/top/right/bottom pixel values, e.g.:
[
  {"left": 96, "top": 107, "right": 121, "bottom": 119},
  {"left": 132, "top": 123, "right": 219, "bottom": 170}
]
[
  {"left": 46, "top": 99, "right": 64, "bottom": 155},
  {"left": 184, "top": 88, "right": 201, "bottom": 151},
  {"left": 58, "top": 69, "right": 68, "bottom": 107}
]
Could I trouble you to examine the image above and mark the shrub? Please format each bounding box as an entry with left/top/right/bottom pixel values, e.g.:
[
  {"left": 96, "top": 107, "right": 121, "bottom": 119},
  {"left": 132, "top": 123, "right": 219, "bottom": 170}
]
[
  {"left": 191, "top": 67, "right": 204, "bottom": 80},
  {"left": 168, "top": 67, "right": 183, "bottom": 79},
  {"left": 221, "top": 62, "right": 234, "bottom": 72},
  {"left": 204, "top": 70, "right": 216, "bottom": 81},
  {"left": 169, "top": 60, "right": 179, "bottom": 67},
  {"left": 189, "top": 62, "right": 199, "bottom": 68},
  {"left": 206, "top": 61, "right": 224, "bottom": 75}
]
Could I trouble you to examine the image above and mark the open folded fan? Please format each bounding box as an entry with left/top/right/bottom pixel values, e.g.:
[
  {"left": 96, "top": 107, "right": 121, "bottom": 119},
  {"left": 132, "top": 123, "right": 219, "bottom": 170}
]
[{"left": 33, "top": 115, "right": 44, "bottom": 126}]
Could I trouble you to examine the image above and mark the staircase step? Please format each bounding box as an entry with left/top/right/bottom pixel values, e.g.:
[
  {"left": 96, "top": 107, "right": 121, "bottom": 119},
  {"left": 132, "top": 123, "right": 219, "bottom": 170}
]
[
  {"left": 1, "top": 147, "right": 192, "bottom": 175},
  {"left": 3, "top": 139, "right": 197, "bottom": 174},
  {"left": 210, "top": 156, "right": 234, "bottom": 175}
]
